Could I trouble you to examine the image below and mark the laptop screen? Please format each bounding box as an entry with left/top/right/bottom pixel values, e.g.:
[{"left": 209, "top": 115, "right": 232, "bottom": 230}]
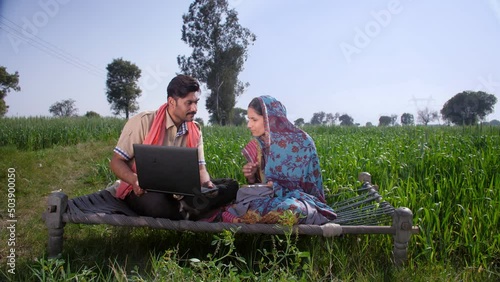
[{"left": 133, "top": 144, "right": 202, "bottom": 196}]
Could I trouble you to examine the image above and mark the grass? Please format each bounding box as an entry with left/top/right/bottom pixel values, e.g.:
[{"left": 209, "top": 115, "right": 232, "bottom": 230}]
[
  {"left": 0, "top": 118, "right": 499, "bottom": 281},
  {"left": 0, "top": 116, "right": 125, "bottom": 150}
]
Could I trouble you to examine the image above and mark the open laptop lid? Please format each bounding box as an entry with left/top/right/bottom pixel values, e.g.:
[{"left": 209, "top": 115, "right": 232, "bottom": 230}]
[{"left": 133, "top": 144, "right": 203, "bottom": 196}]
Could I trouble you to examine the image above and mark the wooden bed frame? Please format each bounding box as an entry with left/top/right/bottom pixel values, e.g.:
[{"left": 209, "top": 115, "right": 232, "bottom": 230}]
[{"left": 43, "top": 172, "right": 419, "bottom": 265}]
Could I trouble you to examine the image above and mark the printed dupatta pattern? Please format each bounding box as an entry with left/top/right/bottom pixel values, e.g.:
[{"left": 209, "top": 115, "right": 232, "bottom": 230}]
[{"left": 238, "top": 95, "right": 336, "bottom": 224}]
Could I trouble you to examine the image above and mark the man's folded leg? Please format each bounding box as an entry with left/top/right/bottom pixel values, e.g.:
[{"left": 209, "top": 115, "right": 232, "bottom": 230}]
[{"left": 125, "top": 192, "right": 183, "bottom": 220}]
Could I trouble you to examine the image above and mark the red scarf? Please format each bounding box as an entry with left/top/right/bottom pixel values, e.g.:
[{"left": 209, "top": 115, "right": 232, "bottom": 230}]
[{"left": 115, "top": 103, "right": 200, "bottom": 199}]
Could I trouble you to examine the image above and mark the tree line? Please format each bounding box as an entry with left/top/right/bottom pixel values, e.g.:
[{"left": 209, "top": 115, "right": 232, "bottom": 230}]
[{"left": 291, "top": 91, "right": 498, "bottom": 127}]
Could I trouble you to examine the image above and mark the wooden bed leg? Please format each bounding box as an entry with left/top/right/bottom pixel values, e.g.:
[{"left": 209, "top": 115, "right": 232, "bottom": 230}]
[
  {"left": 358, "top": 172, "right": 372, "bottom": 184},
  {"left": 44, "top": 192, "right": 67, "bottom": 258},
  {"left": 392, "top": 207, "right": 413, "bottom": 266}
]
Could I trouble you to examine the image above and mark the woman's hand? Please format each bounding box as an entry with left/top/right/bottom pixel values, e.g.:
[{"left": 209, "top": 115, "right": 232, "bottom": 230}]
[{"left": 242, "top": 162, "right": 259, "bottom": 183}]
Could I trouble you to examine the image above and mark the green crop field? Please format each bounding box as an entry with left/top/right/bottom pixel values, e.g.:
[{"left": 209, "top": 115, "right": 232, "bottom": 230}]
[
  {"left": 0, "top": 116, "right": 126, "bottom": 150},
  {"left": 0, "top": 117, "right": 499, "bottom": 281}
]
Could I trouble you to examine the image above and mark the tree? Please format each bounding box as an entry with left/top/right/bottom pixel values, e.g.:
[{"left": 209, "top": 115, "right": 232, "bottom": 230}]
[
  {"left": 378, "top": 116, "right": 392, "bottom": 126},
  {"left": 390, "top": 114, "right": 398, "bottom": 126},
  {"left": 195, "top": 117, "right": 204, "bottom": 126},
  {"left": 417, "top": 107, "right": 438, "bottom": 125},
  {"left": 441, "top": 91, "right": 497, "bottom": 126},
  {"left": 339, "top": 114, "right": 354, "bottom": 126},
  {"left": 231, "top": 107, "right": 247, "bottom": 126},
  {"left": 0, "top": 66, "right": 21, "bottom": 117},
  {"left": 294, "top": 118, "right": 305, "bottom": 127},
  {"left": 84, "top": 111, "right": 100, "bottom": 118},
  {"left": 310, "top": 112, "right": 338, "bottom": 125},
  {"left": 208, "top": 107, "right": 245, "bottom": 126},
  {"left": 106, "top": 58, "right": 142, "bottom": 119},
  {"left": 310, "top": 111, "right": 326, "bottom": 125},
  {"left": 178, "top": 0, "right": 256, "bottom": 125},
  {"left": 49, "top": 99, "right": 78, "bottom": 117},
  {"left": 401, "top": 113, "right": 414, "bottom": 125},
  {"left": 325, "top": 112, "right": 339, "bottom": 125}
]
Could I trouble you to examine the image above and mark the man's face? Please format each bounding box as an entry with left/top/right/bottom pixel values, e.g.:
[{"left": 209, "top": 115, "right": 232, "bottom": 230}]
[{"left": 168, "top": 92, "right": 199, "bottom": 124}]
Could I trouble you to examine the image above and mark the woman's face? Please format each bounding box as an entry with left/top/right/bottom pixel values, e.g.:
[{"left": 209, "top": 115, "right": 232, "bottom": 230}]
[{"left": 247, "top": 107, "right": 265, "bottom": 137}]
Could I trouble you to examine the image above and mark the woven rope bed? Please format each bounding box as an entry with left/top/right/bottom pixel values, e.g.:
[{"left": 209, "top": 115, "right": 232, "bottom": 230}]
[{"left": 43, "top": 172, "right": 419, "bottom": 265}]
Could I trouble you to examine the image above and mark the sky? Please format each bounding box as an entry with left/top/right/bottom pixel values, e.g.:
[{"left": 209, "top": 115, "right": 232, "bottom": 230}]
[{"left": 1, "top": 0, "right": 500, "bottom": 125}]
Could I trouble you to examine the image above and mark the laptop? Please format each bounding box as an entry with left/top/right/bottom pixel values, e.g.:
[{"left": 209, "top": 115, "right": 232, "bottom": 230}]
[{"left": 133, "top": 144, "right": 217, "bottom": 196}]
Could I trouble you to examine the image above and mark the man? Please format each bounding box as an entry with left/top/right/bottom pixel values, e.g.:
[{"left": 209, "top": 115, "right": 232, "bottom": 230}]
[{"left": 110, "top": 74, "right": 237, "bottom": 220}]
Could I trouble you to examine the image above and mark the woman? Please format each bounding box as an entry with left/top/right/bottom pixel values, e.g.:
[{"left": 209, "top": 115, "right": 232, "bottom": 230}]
[{"left": 223, "top": 95, "right": 337, "bottom": 224}]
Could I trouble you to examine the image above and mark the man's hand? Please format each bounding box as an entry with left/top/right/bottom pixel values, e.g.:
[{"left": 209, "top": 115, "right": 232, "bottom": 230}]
[
  {"left": 110, "top": 153, "right": 146, "bottom": 197},
  {"left": 199, "top": 164, "right": 213, "bottom": 188},
  {"left": 132, "top": 178, "right": 146, "bottom": 196},
  {"left": 202, "top": 180, "right": 214, "bottom": 188}
]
